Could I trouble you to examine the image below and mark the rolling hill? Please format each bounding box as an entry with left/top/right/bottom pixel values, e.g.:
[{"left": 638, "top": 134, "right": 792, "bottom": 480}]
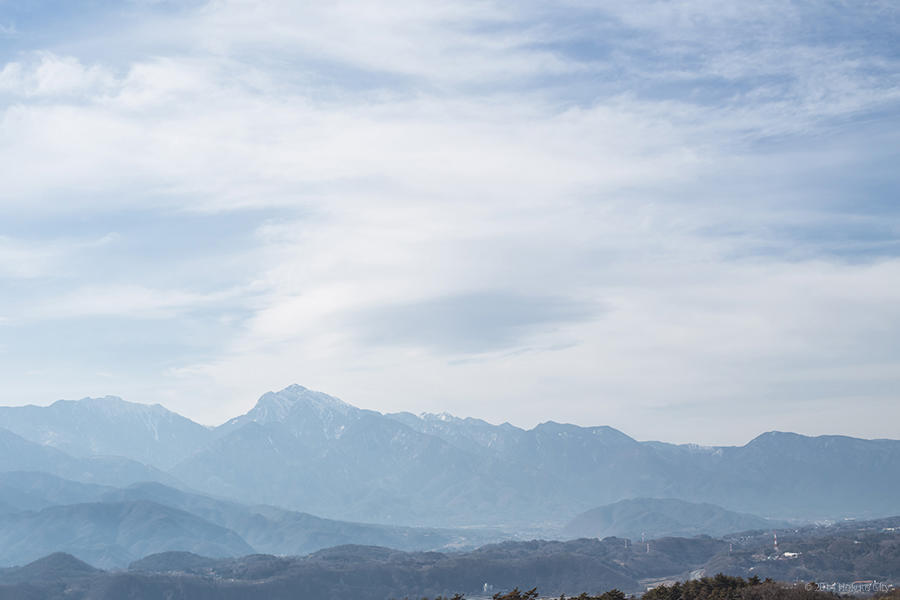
[{"left": 563, "top": 498, "right": 783, "bottom": 541}]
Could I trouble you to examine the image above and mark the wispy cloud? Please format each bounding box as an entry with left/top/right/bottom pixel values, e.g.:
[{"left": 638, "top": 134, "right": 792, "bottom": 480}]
[
  {"left": 0, "top": 233, "right": 121, "bottom": 280},
  {"left": 0, "top": 52, "right": 116, "bottom": 97},
  {"left": 26, "top": 284, "right": 233, "bottom": 320}
]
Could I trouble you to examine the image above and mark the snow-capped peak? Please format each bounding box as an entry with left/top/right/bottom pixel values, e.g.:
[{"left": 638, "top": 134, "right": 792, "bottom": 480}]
[
  {"left": 242, "top": 384, "right": 358, "bottom": 427},
  {"left": 419, "top": 411, "right": 459, "bottom": 423}
]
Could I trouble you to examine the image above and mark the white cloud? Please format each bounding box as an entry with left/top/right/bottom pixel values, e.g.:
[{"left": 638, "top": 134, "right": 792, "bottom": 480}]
[
  {"left": 0, "top": 0, "right": 897, "bottom": 442},
  {"left": 0, "top": 52, "right": 116, "bottom": 97},
  {"left": 192, "top": 0, "right": 578, "bottom": 87}
]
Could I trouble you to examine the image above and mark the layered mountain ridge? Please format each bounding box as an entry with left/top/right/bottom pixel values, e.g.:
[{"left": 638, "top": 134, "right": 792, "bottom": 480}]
[
  {"left": 1, "top": 384, "right": 898, "bottom": 528},
  {"left": 0, "top": 472, "right": 494, "bottom": 568}
]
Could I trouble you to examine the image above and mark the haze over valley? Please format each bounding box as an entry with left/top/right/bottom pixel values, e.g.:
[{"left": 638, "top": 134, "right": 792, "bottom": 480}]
[{"left": 0, "top": 384, "right": 897, "bottom": 577}]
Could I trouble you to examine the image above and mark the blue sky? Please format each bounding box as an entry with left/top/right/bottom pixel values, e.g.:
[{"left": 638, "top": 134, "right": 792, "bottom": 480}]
[{"left": 0, "top": 0, "right": 898, "bottom": 444}]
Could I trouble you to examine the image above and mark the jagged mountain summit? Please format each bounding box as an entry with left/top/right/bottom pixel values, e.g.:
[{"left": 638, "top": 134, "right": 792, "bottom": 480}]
[
  {"left": 217, "top": 384, "right": 364, "bottom": 441},
  {"left": 1, "top": 384, "right": 899, "bottom": 527},
  {"left": 172, "top": 386, "right": 499, "bottom": 525}
]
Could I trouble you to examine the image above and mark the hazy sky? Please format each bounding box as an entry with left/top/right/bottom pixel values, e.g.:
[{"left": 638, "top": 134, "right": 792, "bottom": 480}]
[{"left": 1, "top": 1, "right": 898, "bottom": 445}]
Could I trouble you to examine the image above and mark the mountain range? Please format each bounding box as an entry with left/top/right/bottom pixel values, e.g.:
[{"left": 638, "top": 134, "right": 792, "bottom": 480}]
[{"left": 1, "top": 384, "right": 898, "bottom": 530}]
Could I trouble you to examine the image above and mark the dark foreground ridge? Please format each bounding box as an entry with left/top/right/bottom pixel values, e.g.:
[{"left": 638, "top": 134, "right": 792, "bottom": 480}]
[{"left": 0, "top": 518, "right": 896, "bottom": 600}]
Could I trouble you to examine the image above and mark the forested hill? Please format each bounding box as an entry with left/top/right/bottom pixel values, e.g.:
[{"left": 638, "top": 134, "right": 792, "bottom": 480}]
[{"left": 0, "top": 517, "right": 897, "bottom": 600}]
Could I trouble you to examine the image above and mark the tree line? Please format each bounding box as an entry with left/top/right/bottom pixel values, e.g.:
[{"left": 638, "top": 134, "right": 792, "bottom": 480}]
[{"left": 420, "top": 573, "right": 879, "bottom": 600}]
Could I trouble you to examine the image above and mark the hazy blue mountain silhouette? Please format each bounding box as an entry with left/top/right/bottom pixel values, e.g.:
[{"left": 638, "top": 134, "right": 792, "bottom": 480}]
[
  {"left": 0, "top": 397, "right": 212, "bottom": 469},
  {"left": 2, "top": 384, "right": 898, "bottom": 527},
  {"left": 172, "top": 385, "right": 529, "bottom": 525},
  {"left": 0, "top": 428, "right": 178, "bottom": 489},
  {"left": 0, "top": 552, "right": 100, "bottom": 584},
  {"left": 99, "top": 481, "right": 496, "bottom": 555},
  {"left": 0, "top": 472, "right": 498, "bottom": 564},
  {"left": 0, "top": 500, "right": 254, "bottom": 568},
  {"left": 0, "top": 472, "right": 113, "bottom": 513},
  {"left": 562, "top": 498, "right": 783, "bottom": 540}
]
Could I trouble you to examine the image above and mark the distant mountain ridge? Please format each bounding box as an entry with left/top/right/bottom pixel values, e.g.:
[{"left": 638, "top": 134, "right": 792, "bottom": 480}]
[
  {"left": 0, "top": 397, "right": 212, "bottom": 469},
  {"left": 0, "top": 427, "right": 178, "bottom": 489},
  {"left": 0, "top": 499, "right": 255, "bottom": 568},
  {"left": 0, "top": 472, "right": 496, "bottom": 567},
  {"left": 1, "top": 384, "right": 898, "bottom": 527}
]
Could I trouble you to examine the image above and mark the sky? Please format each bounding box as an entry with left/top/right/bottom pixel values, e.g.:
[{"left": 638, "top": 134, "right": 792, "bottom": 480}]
[{"left": 0, "top": 0, "right": 898, "bottom": 445}]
